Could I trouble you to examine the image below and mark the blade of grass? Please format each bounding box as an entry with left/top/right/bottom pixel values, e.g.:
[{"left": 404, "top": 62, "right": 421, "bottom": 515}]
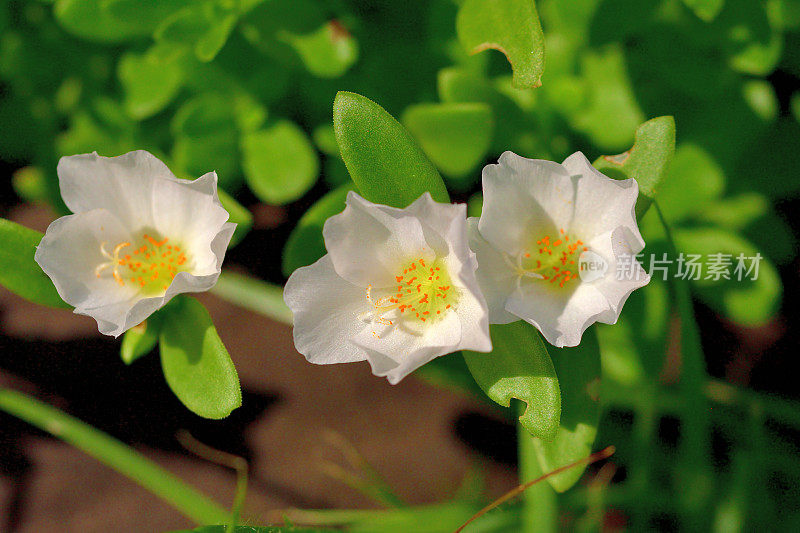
[{"left": 0, "top": 387, "right": 229, "bottom": 525}]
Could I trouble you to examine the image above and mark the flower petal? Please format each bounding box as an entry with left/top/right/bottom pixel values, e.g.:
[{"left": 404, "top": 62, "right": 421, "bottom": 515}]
[
  {"left": 479, "top": 151, "right": 575, "bottom": 255},
  {"left": 351, "top": 308, "right": 463, "bottom": 384},
  {"left": 58, "top": 151, "right": 173, "bottom": 225},
  {"left": 562, "top": 151, "right": 643, "bottom": 246},
  {"left": 284, "top": 254, "right": 370, "bottom": 365},
  {"left": 467, "top": 218, "right": 519, "bottom": 325},
  {"left": 322, "top": 192, "right": 434, "bottom": 287},
  {"left": 151, "top": 172, "right": 232, "bottom": 275},
  {"left": 584, "top": 227, "right": 650, "bottom": 322},
  {"left": 35, "top": 209, "right": 137, "bottom": 308},
  {"left": 506, "top": 281, "right": 611, "bottom": 348}
]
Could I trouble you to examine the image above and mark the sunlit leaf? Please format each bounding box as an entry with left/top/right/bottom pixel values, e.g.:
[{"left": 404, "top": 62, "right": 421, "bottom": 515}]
[
  {"left": 121, "top": 320, "right": 159, "bottom": 365},
  {"left": 159, "top": 296, "right": 241, "bottom": 419},
  {"left": 12, "top": 166, "right": 48, "bottom": 204},
  {"left": 742, "top": 80, "right": 779, "bottom": 122},
  {"left": 242, "top": 120, "right": 318, "bottom": 205},
  {"left": 594, "top": 116, "right": 676, "bottom": 219},
  {"left": 573, "top": 45, "right": 645, "bottom": 151},
  {"left": 402, "top": 102, "right": 493, "bottom": 185},
  {"left": 55, "top": 0, "right": 154, "bottom": 42},
  {"left": 0, "top": 219, "right": 69, "bottom": 308},
  {"left": 280, "top": 21, "right": 359, "bottom": 78},
  {"left": 719, "top": 0, "right": 782, "bottom": 76},
  {"left": 155, "top": 2, "right": 239, "bottom": 62},
  {"left": 464, "top": 322, "right": 561, "bottom": 441},
  {"left": 456, "top": 0, "right": 545, "bottom": 88},
  {"left": 697, "top": 193, "right": 769, "bottom": 231},
  {"left": 282, "top": 184, "right": 354, "bottom": 276},
  {"left": 333, "top": 91, "right": 448, "bottom": 208},
  {"left": 657, "top": 144, "right": 725, "bottom": 222},
  {"left": 683, "top": 0, "right": 725, "bottom": 22},
  {"left": 118, "top": 46, "right": 185, "bottom": 120}
]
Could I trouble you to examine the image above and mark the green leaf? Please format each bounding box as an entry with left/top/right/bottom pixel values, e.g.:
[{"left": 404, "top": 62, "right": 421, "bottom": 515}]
[
  {"left": 698, "top": 193, "right": 769, "bottom": 231},
  {"left": 312, "top": 124, "right": 340, "bottom": 157},
  {"left": 683, "top": 0, "right": 726, "bottom": 22},
  {"left": 464, "top": 322, "right": 561, "bottom": 441},
  {"left": 280, "top": 21, "right": 359, "bottom": 78},
  {"left": 171, "top": 92, "right": 244, "bottom": 190},
  {"left": 720, "top": 0, "right": 782, "bottom": 76},
  {"left": 0, "top": 219, "right": 68, "bottom": 309},
  {"left": 593, "top": 116, "right": 676, "bottom": 220},
  {"left": 242, "top": 120, "right": 319, "bottom": 205},
  {"left": 333, "top": 91, "right": 449, "bottom": 208},
  {"left": 657, "top": 144, "right": 725, "bottom": 222},
  {"left": 12, "top": 166, "right": 49, "bottom": 204},
  {"left": 573, "top": 45, "right": 646, "bottom": 151},
  {"left": 54, "top": 0, "right": 153, "bottom": 42},
  {"left": 402, "top": 102, "right": 493, "bottom": 185},
  {"left": 217, "top": 189, "right": 252, "bottom": 247},
  {"left": 456, "top": 0, "right": 546, "bottom": 88},
  {"left": 532, "top": 330, "right": 601, "bottom": 492},
  {"left": 282, "top": 184, "right": 354, "bottom": 276},
  {"left": 195, "top": 13, "right": 238, "bottom": 62},
  {"left": 673, "top": 227, "right": 781, "bottom": 327},
  {"left": 118, "top": 46, "right": 185, "bottom": 120},
  {"left": 155, "top": 3, "right": 238, "bottom": 61},
  {"left": 121, "top": 320, "right": 159, "bottom": 365},
  {"left": 742, "top": 79, "right": 779, "bottom": 122},
  {"left": 159, "top": 296, "right": 241, "bottom": 419}
]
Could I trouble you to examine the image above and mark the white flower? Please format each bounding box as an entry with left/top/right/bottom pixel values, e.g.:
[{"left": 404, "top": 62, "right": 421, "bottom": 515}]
[
  {"left": 35, "top": 151, "right": 236, "bottom": 337},
  {"left": 468, "top": 151, "right": 650, "bottom": 348},
  {"left": 284, "top": 192, "right": 492, "bottom": 384}
]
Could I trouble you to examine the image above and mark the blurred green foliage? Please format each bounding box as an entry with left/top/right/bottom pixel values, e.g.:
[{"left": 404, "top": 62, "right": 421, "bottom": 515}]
[{"left": 2, "top": 0, "right": 799, "bottom": 530}]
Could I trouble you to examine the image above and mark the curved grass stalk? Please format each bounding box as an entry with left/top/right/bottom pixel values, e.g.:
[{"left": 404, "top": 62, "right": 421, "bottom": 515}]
[{"left": 0, "top": 387, "right": 229, "bottom": 526}]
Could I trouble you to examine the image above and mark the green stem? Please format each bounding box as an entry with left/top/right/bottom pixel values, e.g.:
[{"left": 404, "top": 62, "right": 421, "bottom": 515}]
[
  {"left": 0, "top": 387, "right": 229, "bottom": 525},
  {"left": 211, "top": 271, "right": 292, "bottom": 325},
  {"left": 519, "top": 421, "right": 558, "bottom": 533},
  {"left": 655, "top": 203, "right": 712, "bottom": 527}
]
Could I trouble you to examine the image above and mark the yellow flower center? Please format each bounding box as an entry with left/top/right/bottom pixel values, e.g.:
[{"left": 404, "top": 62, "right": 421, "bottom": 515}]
[
  {"left": 364, "top": 256, "right": 458, "bottom": 335},
  {"left": 507, "top": 228, "right": 587, "bottom": 289},
  {"left": 95, "top": 232, "right": 192, "bottom": 295}
]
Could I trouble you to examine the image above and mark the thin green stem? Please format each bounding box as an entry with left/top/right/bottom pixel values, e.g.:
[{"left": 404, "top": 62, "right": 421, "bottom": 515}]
[
  {"left": 518, "top": 421, "right": 558, "bottom": 533},
  {"left": 655, "top": 203, "right": 712, "bottom": 527},
  {"left": 0, "top": 387, "right": 229, "bottom": 525},
  {"left": 211, "top": 271, "right": 292, "bottom": 325}
]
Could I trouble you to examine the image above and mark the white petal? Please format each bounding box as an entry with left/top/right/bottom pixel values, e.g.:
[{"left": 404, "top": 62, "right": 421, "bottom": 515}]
[
  {"left": 58, "top": 151, "right": 173, "bottom": 226},
  {"left": 35, "top": 208, "right": 159, "bottom": 337},
  {"left": 562, "top": 151, "right": 643, "bottom": 246},
  {"left": 35, "top": 209, "right": 135, "bottom": 307},
  {"left": 467, "top": 218, "right": 519, "bottom": 325},
  {"left": 151, "top": 172, "right": 232, "bottom": 275},
  {"left": 283, "top": 254, "right": 370, "bottom": 365},
  {"left": 584, "top": 227, "right": 650, "bottom": 323},
  {"left": 351, "top": 309, "right": 463, "bottom": 384},
  {"left": 322, "top": 192, "right": 434, "bottom": 287},
  {"left": 479, "top": 151, "right": 575, "bottom": 255},
  {"left": 405, "top": 198, "right": 492, "bottom": 352},
  {"left": 403, "top": 192, "right": 466, "bottom": 256},
  {"left": 163, "top": 222, "right": 236, "bottom": 297},
  {"left": 506, "top": 281, "right": 611, "bottom": 348}
]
